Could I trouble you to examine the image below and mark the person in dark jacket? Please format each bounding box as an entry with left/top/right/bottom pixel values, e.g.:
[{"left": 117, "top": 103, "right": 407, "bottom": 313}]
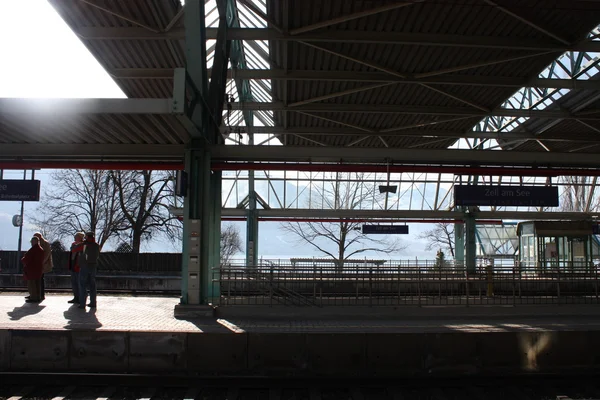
[
  {"left": 68, "top": 232, "right": 85, "bottom": 304},
  {"left": 33, "top": 232, "right": 53, "bottom": 301},
  {"left": 21, "top": 237, "right": 45, "bottom": 303},
  {"left": 79, "top": 231, "right": 100, "bottom": 309}
]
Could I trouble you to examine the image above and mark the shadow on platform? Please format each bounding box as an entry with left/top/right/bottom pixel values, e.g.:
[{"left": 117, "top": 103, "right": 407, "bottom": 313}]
[
  {"left": 63, "top": 304, "right": 102, "bottom": 330},
  {"left": 7, "top": 304, "right": 46, "bottom": 321}
]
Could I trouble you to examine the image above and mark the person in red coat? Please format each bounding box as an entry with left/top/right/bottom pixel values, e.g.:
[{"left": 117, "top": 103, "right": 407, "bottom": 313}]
[
  {"left": 67, "top": 232, "right": 85, "bottom": 304},
  {"left": 21, "top": 236, "right": 45, "bottom": 303}
]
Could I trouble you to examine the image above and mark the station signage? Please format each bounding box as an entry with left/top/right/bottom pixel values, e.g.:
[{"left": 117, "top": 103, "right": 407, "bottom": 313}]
[
  {"left": 454, "top": 185, "right": 558, "bottom": 207},
  {"left": 362, "top": 225, "right": 409, "bottom": 234},
  {"left": 0, "top": 180, "right": 41, "bottom": 201}
]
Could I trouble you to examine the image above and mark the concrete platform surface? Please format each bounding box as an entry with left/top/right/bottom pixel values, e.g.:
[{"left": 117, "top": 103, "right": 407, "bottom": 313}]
[
  {"left": 2, "top": 293, "right": 600, "bottom": 333},
  {"left": 0, "top": 293, "right": 222, "bottom": 332},
  {"left": 3, "top": 293, "right": 600, "bottom": 376}
]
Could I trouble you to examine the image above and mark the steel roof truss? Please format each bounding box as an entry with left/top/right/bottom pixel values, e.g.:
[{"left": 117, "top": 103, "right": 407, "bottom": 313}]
[
  {"left": 75, "top": 27, "right": 600, "bottom": 53},
  {"left": 207, "top": 0, "right": 233, "bottom": 143},
  {"left": 290, "top": 2, "right": 420, "bottom": 35},
  {"left": 210, "top": 144, "right": 600, "bottom": 168},
  {"left": 228, "top": 102, "right": 600, "bottom": 119},
  {"left": 482, "top": 0, "right": 570, "bottom": 45}
]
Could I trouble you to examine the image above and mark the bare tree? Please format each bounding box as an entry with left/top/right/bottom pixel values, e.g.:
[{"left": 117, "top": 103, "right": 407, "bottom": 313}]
[
  {"left": 110, "top": 170, "right": 181, "bottom": 253},
  {"left": 560, "top": 176, "right": 600, "bottom": 212},
  {"left": 418, "top": 223, "right": 455, "bottom": 258},
  {"left": 31, "top": 170, "right": 124, "bottom": 249},
  {"left": 221, "top": 223, "right": 243, "bottom": 265},
  {"left": 281, "top": 173, "right": 405, "bottom": 271}
]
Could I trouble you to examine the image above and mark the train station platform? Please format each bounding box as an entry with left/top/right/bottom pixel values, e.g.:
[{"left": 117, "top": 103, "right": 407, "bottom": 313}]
[{"left": 2, "top": 292, "right": 600, "bottom": 377}]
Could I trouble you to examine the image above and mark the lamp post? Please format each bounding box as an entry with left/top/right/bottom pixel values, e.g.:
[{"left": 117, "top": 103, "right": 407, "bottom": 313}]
[
  {"left": 16, "top": 170, "right": 27, "bottom": 265},
  {"left": 15, "top": 169, "right": 35, "bottom": 266}
]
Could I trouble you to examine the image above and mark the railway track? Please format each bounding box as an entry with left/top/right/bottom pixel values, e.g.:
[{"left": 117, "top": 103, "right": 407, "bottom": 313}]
[{"left": 1, "top": 373, "right": 600, "bottom": 400}]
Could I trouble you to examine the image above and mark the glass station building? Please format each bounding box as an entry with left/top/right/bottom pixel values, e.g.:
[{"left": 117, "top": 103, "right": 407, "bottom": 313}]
[{"left": 517, "top": 221, "right": 600, "bottom": 273}]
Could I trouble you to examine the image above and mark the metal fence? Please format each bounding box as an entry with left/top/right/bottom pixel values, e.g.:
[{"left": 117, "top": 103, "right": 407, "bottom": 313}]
[
  {"left": 213, "top": 263, "right": 600, "bottom": 307},
  {"left": 0, "top": 251, "right": 181, "bottom": 275}
]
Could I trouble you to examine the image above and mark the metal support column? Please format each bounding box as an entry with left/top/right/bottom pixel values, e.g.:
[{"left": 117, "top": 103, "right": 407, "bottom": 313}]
[
  {"left": 181, "top": 147, "right": 205, "bottom": 305},
  {"left": 177, "top": 0, "right": 231, "bottom": 313},
  {"left": 16, "top": 169, "right": 27, "bottom": 265},
  {"left": 179, "top": 0, "right": 210, "bottom": 308},
  {"left": 178, "top": 144, "right": 215, "bottom": 311},
  {"left": 208, "top": 170, "right": 222, "bottom": 303},
  {"left": 455, "top": 208, "right": 465, "bottom": 269},
  {"left": 246, "top": 134, "right": 259, "bottom": 266},
  {"left": 465, "top": 208, "right": 477, "bottom": 274},
  {"left": 200, "top": 151, "right": 213, "bottom": 304},
  {"left": 184, "top": 0, "right": 209, "bottom": 130}
]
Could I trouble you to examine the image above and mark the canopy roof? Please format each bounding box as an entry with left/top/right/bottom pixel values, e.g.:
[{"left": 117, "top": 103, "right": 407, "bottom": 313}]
[{"left": 2, "top": 0, "right": 600, "bottom": 163}]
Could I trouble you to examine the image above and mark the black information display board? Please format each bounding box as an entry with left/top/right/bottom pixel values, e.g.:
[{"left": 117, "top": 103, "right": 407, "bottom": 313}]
[
  {"left": 0, "top": 180, "right": 41, "bottom": 201},
  {"left": 362, "top": 225, "right": 409, "bottom": 234},
  {"left": 454, "top": 185, "right": 558, "bottom": 207}
]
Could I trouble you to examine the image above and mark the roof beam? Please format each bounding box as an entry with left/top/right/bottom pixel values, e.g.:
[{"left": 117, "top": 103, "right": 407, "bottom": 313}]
[
  {"left": 0, "top": 144, "right": 185, "bottom": 158},
  {"left": 482, "top": 0, "right": 571, "bottom": 45},
  {"left": 288, "top": 83, "right": 396, "bottom": 107},
  {"left": 415, "top": 51, "right": 555, "bottom": 79},
  {"left": 109, "top": 68, "right": 176, "bottom": 79},
  {"left": 207, "top": 0, "right": 232, "bottom": 143},
  {"left": 221, "top": 208, "right": 600, "bottom": 221},
  {"left": 210, "top": 144, "right": 600, "bottom": 167},
  {"left": 228, "top": 127, "right": 600, "bottom": 142},
  {"left": 226, "top": 0, "right": 254, "bottom": 128},
  {"left": 296, "top": 43, "right": 487, "bottom": 110},
  {"left": 293, "top": 112, "right": 375, "bottom": 133},
  {"left": 290, "top": 2, "right": 420, "bottom": 35},
  {"left": 78, "top": 0, "right": 161, "bottom": 33},
  {"left": 299, "top": 41, "right": 407, "bottom": 79},
  {"left": 237, "top": 0, "right": 283, "bottom": 33},
  {"left": 74, "top": 27, "right": 600, "bottom": 52},
  {"left": 0, "top": 98, "right": 172, "bottom": 114},
  {"left": 379, "top": 116, "right": 475, "bottom": 133},
  {"left": 108, "top": 68, "right": 600, "bottom": 89},
  {"left": 228, "top": 101, "right": 600, "bottom": 119}
]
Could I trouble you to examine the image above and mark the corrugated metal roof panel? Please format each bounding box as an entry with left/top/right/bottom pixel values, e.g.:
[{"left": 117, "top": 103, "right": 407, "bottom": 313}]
[
  {"left": 0, "top": 113, "right": 189, "bottom": 145},
  {"left": 19, "top": 0, "right": 600, "bottom": 155}
]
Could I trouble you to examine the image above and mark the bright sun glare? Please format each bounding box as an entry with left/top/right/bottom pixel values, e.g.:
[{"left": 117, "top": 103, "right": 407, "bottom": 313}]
[{"left": 0, "top": 0, "right": 125, "bottom": 99}]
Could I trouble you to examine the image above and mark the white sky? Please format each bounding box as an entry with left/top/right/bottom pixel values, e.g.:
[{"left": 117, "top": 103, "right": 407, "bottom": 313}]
[
  {"left": 0, "top": 1, "right": 126, "bottom": 251},
  {"left": 0, "top": 0, "right": 125, "bottom": 98}
]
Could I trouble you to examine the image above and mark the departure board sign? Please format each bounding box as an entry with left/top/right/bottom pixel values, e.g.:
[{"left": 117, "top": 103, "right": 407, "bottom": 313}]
[
  {"left": 362, "top": 225, "right": 409, "bottom": 234},
  {"left": 0, "top": 180, "right": 41, "bottom": 201},
  {"left": 454, "top": 185, "right": 558, "bottom": 207}
]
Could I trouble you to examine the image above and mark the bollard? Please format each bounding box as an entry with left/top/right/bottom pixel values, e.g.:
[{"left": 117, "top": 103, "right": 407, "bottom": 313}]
[
  {"left": 227, "top": 269, "right": 231, "bottom": 306},
  {"left": 417, "top": 267, "right": 422, "bottom": 307},
  {"left": 397, "top": 265, "right": 401, "bottom": 305},
  {"left": 369, "top": 268, "right": 373, "bottom": 307},
  {"left": 269, "top": 266, "right": 274, "bottom": 307},
  {"left": 465, "top": 269, "right": 470, "bottom": 307},
  {"left": 486, "top": 263, "right": 494, "bottom": 297},
  {"left": 556, "top": 267, "right": 561, "bottom": 304}
]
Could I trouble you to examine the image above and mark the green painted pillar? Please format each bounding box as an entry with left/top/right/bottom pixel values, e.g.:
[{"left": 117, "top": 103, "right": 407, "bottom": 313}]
[
  {"left": 465, "top": 209, "right": 477, "bottom": 274},
  {"left": 455, "top": 207, "right": 465, "bottom": 270},
  {"left": 180, "top": 144, "right": 216, "bottom": 305},
  {"left": 246, "top": 132, "right": 258, "bottom": 267},
  {"left": 180, "top": 146, "right": 218, "bottom": 306},
  {"left": 181, "top": 146, "right": 205, "bottom": 305},
  {"left": 207, "top": 169, "right": 222, "bottom": 303},
  {"left": 199, "top": 150, "right": 213, "bottom": 304},
  {"left": 246, "top": 173, "right": 259, "bottom": 266}
]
